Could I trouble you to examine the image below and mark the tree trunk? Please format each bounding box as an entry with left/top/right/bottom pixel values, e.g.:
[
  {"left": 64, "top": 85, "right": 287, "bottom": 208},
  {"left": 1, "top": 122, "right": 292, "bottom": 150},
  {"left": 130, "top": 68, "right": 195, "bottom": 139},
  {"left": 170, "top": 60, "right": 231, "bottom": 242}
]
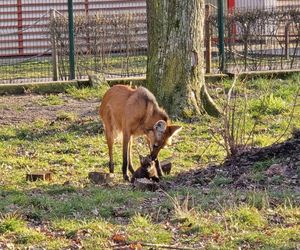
[{"left": 146, "top": 0, "right": 221, "bottom": 118}]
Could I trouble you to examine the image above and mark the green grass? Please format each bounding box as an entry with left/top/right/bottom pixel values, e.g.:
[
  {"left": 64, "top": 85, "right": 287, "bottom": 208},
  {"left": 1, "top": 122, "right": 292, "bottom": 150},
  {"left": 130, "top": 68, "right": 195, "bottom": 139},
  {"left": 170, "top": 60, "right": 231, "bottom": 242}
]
[
  {"left": 250, "top": 93, "right": 287, "bottom": 116},
  {"left": 0, "top": 75, "right": 299, "bottom": 249},
  {"left": 0, "top": 55, "right": 147, "bottom": 82},
  {"left": 36, "top": 94, "right": 66, "bottom": 106},
  {"left": 127, "top": 214, "right": 172, "bottom": 243},
  {"left": 66, "top": 83, "right": 109, "bottom": 101},
  {"left": 0, "top": 60, "right": 52, "bottom": 81},
  {"left": 56, "top": 111, "right": 78, "bottom": 122}
]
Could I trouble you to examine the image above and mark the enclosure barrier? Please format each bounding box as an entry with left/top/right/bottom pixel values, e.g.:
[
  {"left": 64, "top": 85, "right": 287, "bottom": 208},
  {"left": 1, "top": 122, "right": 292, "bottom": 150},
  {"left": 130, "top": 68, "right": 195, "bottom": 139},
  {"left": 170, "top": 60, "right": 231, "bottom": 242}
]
[{"left": 0, "top": 0, "right": 300, "bottom": 84}]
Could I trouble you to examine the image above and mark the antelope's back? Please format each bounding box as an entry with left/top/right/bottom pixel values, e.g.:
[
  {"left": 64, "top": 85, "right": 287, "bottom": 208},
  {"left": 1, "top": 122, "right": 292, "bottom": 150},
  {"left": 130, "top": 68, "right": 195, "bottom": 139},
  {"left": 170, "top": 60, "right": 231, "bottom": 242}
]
[{"left": 99, "top": 85, "right": 166, "bottom": 135}]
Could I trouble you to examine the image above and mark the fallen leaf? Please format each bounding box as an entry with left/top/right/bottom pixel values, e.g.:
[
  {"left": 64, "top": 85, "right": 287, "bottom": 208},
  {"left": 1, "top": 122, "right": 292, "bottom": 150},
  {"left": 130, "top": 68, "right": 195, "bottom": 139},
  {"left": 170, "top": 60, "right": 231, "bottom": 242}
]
[
  {"left": 129, "top": 242, "right": 143, "bottom": 250},
  {"left": 112, "top": 232, "right": 127, "bottom": 243}
]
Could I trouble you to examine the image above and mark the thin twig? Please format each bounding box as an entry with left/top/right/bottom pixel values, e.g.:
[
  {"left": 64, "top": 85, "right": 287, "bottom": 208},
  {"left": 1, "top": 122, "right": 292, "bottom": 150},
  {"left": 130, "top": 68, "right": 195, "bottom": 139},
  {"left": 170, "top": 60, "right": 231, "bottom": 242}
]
[
  {"left": 272, "top": 86, "right": 300, "bottom": 144},
  {"left": 208, "top": 128, "right": 227, "bottom": 151},
  {"left": 140, "top": 242, "right": 198, "bottom": 250},
  {"left": 225, "top": 75, "right": 238, "bottom": 156},
  {"left": 111, "top": 242, "right": 199, "bottom": 250}
]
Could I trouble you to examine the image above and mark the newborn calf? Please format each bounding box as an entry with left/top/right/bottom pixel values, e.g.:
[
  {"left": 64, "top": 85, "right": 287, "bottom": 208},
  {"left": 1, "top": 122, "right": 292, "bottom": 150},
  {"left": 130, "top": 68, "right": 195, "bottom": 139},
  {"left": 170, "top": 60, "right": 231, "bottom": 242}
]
[{"left": 131, "top": 155, "right": 159, "bottom": 183}]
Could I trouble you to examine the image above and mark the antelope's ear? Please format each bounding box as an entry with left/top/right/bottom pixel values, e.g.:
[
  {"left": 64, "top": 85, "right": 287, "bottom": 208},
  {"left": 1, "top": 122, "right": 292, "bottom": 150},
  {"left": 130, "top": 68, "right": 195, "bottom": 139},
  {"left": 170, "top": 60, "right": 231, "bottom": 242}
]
[
  {"left": 139, "top": 154, "right": 143, "bottom": 163},
  {"left": 168, "top": 125, "right": 182, "bottom": 137},
  {"left": 153, "top": 120, "right": 167, "bottom": 138}
]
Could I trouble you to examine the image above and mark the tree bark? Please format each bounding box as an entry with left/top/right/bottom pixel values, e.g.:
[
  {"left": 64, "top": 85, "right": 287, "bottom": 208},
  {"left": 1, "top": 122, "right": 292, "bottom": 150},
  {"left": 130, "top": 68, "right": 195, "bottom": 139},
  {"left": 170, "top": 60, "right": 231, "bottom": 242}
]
[{"left": 146, "top": 0, "right": 221, "bottom": 117}]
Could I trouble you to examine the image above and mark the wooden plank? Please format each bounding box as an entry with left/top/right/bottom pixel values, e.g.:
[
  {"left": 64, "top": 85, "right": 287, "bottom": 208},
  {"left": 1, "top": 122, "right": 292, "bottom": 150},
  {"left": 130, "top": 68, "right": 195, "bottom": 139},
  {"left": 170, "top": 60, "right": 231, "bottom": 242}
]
[{"left": 26, "top": 172, "right": 52, "bottom": 181}]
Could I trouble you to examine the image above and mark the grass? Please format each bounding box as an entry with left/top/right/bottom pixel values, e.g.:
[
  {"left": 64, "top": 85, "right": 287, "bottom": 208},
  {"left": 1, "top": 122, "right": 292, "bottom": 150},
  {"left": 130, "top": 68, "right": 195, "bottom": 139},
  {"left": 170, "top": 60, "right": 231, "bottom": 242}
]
[
  {"left": 36, "top": 94, "right": 65, "bottom": 106},
  {"left": 0, "top": 59, "right": 52, "bottom": 81},
  {"left": 0, "top": 55, "right": 147, "bottom": 82},
  {"left": 0, "top": 75, "right": 299, "bottom": 249},
  {"left": 66, "top": 83, "right": 109, "bottom": 100},
  {"left": 127, "top": 214, "right": 172, "bottom": 243}
]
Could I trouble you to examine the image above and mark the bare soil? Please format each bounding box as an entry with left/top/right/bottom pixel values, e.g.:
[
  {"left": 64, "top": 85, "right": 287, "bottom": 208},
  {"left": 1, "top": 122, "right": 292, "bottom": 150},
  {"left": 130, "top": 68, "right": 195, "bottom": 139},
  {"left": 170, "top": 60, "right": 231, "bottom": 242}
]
[
  {"left": 0, "top": 94, "right": 99, "bottom": 125},
  {"left": 174, "top": 134, "right": 300, "bottom": 191}
]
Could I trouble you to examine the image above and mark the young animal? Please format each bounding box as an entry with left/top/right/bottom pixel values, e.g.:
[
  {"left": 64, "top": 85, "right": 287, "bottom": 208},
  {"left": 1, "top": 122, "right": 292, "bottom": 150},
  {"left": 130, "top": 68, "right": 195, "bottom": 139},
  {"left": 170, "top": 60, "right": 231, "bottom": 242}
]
[
  {"left": 99, "top": 85, "right": 181, "bottom": 181},
  {"left": 131, "top": 155, "right": 159, "bottom": 183}
]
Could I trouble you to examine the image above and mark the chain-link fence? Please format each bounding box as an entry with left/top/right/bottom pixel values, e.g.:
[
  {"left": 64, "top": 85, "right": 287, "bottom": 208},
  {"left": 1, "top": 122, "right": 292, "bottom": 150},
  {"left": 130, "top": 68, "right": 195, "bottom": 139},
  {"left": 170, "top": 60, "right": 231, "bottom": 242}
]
[
  {"left": 1, "top": 0, "right": 300, "bottom": 84},
  {"left": 0, "top": 0, "right": 146, "bottom": 83},
  {"left": 207, "top": 0, "right": 300, "bottom": 73},
  {"left": 50, "top": 7, "right": 147, "bottom": 80},
  {"left": 225, "top": 1, "right": 300, "bottom": 73},
  {"left": 0, "top": 1, "right": 52, "bottom": 83}
]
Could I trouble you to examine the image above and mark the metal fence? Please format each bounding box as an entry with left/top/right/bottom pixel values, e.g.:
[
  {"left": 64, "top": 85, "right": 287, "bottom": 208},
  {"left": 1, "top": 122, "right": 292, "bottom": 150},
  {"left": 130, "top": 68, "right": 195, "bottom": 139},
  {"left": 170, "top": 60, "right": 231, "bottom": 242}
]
[
  {"left": 225, "top": 0, "right": 300, "bottom": 73},
  {"left": 207, "top": 0, "right": 300, "bottom": 73},
  {"left": 0, "top": 0, "right": 146, "bottom": 83},
  {"left": 0, "top": 0, "right": 300, "bottom": 84},
  {"left": 50, "top": 8, "right": 147, "bottom": 80},
  {"left": 0, "top": 1, "right": 52, "bottom": 83}
]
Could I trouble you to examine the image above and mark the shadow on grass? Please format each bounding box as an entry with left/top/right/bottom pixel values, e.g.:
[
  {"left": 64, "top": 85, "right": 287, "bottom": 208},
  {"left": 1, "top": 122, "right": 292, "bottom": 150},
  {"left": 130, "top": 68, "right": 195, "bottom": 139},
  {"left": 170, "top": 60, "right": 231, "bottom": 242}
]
[{"left": 0, "top": 119, "right": 104, "bottom": 142}]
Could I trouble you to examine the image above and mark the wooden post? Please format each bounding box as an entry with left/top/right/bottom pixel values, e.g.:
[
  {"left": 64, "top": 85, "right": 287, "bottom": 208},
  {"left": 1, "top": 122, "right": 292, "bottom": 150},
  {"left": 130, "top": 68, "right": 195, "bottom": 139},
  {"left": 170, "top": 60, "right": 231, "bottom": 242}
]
[
  {"left": 84, "top": 0, "right": 89, "bottom": 14},
  {"left": 84, "top": 0, "right": 91, "bottom": 53},
  {"left": 50, "top": 9, "right": 59, "bottom": 81},
  {"left": 285, "top": 22, "right": 291, "bottom": 60},
  {"left": 217, "top": 0, "right": 225, "bottom": 72},
  {"left": 205, "top": 4, "right": 212, "bottom": 74},
  {"left": 68, "top": 0, "right": 76, "bottom": 80},
  {"left": 17, "top": 0, "right": 24, "bottom": 55}
]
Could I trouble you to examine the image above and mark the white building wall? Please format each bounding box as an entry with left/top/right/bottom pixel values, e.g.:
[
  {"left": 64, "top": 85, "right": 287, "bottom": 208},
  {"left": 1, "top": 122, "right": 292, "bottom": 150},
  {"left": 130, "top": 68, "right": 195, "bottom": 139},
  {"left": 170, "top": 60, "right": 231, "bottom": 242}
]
[{"left": 235, "top": 0, "right": 277, "bottom": 9}]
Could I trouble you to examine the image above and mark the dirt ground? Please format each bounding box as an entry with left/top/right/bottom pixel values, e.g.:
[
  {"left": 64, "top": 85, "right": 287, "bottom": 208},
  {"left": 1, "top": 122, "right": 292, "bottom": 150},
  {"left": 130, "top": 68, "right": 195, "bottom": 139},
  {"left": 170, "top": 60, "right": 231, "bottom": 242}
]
[
  {"left": 174, "top": 133, "right": 300, "bottom": 191},
  {"left": 0, "top": 94, "right": 99, "bottom": 125}
]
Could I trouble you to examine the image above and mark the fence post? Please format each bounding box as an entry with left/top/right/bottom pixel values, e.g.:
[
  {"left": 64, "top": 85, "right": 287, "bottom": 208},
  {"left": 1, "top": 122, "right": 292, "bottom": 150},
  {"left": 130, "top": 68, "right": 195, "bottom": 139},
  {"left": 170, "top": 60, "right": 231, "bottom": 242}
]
[
  {"left": 68, "top": 0, "right": 76, "bottom": 80},
  {"left": 17, "top": 0, "right": 24, "bottom": 55},
  {"left": 285, "top": 22, "right": 291, "bottom": 60},
  {"left": 205, "top": 4, "right": 212, "bottom": 74},
  {"left": 217, "top": 0, "right": 225, "bottom": 72},
  {"left": 50, "top": 9, "right": 59, "bottom": 81},
  {"left": 84, "top": 0, "right": 89, "bottom": 14}
]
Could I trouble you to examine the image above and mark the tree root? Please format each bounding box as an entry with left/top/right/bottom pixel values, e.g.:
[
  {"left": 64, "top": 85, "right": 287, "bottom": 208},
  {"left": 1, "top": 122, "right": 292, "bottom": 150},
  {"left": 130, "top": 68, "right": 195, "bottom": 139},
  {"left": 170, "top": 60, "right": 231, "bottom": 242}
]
[{"left": 200, "top": 85, "right": 222, "bottom": 118}]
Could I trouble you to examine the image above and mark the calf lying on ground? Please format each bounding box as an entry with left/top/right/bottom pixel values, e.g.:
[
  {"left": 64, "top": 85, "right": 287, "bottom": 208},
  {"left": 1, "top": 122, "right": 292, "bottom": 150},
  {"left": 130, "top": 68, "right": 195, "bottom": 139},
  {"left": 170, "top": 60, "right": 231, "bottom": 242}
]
[{"left": 131, "top": 155, "right": 159, "bottom": 183}]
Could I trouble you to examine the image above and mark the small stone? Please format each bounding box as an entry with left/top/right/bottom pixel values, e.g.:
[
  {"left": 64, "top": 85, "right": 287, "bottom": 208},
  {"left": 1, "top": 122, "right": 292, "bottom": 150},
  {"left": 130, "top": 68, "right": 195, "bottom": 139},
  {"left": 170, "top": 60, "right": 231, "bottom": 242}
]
[
  {"left": 266, "top": 164, "right": 286, "bottom": 176},
  {"left": 235, "top": 174, "right": 249, "bottom": 188},
  {"left": 202, "top": 187, "right": 210, "bottom": 194},
  {"left": 63, "top": 180, "right": 71, "bottom": 186},
  {"left": 294, "top": 186, "right": 300, "bottom": 193},
  {"left": 88, "top": 172, "right": 113, "bottom": 184},
  {"left": 113, "top": 206, "right": 128, "bottom": 217},
  {"left": 133, "top": 178, "right": 159, "bottom": 192},
  {"left": 240, "top": 195, "right": 247, "bottom": 202},
  {"left": 161, "top": 160, "right": 172, "bottom": 175}
]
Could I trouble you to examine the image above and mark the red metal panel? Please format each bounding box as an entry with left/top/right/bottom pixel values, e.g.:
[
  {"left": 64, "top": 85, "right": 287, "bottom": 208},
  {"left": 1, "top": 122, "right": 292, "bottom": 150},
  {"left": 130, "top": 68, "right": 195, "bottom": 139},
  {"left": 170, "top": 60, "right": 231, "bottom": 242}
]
[
  {"left": 228, "top": 0, "right": 235, "bottom": 12},
  {"left": 227, "top": 0, "right": 236, "bottom": 41}
]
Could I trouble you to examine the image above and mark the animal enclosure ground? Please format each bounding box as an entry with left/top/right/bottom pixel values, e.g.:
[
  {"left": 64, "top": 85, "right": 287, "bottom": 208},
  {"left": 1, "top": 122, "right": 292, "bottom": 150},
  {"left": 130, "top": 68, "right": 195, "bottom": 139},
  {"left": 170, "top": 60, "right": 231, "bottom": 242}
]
[
  {"left": 0, "top": 94, "right": 99, "bottom": 125},
  {"left": 0, "top": 76, "right": 299, "bottom": 249}
]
